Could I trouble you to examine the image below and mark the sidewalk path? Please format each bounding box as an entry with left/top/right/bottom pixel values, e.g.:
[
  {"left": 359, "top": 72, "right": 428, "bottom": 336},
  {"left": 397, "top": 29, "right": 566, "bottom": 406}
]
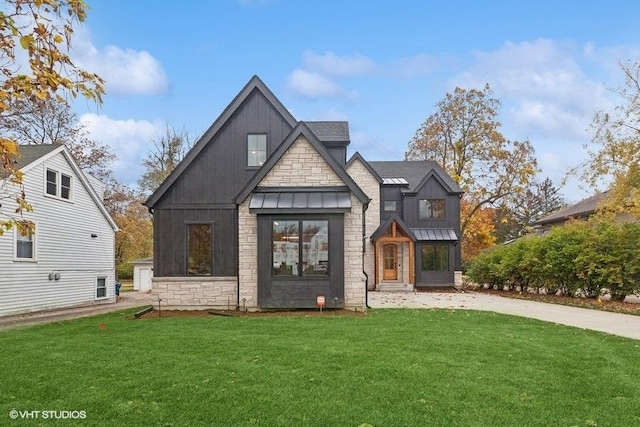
[
  {"left": 368, "top": 291, "right": 640, "bottom": 341},
  {"left": 0, "top": 291, "right": 153, "bottom": 331}
]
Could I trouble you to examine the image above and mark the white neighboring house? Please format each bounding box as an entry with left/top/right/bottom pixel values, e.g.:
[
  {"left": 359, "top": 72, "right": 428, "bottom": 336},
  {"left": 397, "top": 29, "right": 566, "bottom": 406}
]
[{"left": 0, "top": 144, "right": 118, "bottom": 317}]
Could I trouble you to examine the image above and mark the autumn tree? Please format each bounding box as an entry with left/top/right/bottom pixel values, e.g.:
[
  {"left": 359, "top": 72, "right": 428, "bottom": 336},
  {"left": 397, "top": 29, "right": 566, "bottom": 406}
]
[
  {"left": 580, "top": 59, "right": 640, "bottom": 217},
  {"left": 494, "top": 177, "right": 566, "bottom": 242},
  {"left": 138, "top": 124, "right": 193, "bottom": 196},
  {"left": 0, "top": 0, "right": 104, "bottom": 234},
  {"left": 0, "top": 97, "right": 115, "bottom": 181},
  {"left": 461, "top": 200, "right": 496, "bottom": 261},
  {"left": 406, "top": 84, "right": 538, "bottom": 254}
]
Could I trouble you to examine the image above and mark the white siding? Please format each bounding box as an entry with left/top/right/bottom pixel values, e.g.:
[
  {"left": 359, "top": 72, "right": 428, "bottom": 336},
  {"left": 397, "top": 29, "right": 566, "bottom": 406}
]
[{"left": 0, "top": 150, "right": 116, "bottom": 317}]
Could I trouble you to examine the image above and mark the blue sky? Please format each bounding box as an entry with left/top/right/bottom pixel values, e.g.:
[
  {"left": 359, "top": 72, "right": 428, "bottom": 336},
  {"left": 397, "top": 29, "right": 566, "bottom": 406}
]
[{"left": 69, "top": 0, "right": 640, "bottom": 201}]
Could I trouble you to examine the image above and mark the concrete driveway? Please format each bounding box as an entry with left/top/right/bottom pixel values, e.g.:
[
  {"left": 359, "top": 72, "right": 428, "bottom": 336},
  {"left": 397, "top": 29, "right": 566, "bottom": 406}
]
[{"left": 368, "top": 291, "right": 640, "bottom": 341}]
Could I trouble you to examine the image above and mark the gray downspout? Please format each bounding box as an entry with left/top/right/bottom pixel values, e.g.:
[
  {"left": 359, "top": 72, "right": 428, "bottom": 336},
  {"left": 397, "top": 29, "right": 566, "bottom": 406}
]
[{"left": 363, "top": 203, "right": 371, "bottom": 309}]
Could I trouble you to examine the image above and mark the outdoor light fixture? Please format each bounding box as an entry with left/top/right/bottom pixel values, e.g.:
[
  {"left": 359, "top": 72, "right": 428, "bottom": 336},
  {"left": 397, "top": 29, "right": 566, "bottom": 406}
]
[{"left": 91, "top": 233, "right": 98, "bottom": 238}]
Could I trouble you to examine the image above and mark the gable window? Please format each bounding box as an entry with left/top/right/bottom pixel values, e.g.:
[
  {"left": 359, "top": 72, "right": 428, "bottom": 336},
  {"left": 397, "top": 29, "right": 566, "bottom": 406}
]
[
  {"left": 247, "top": 133, "right": 267, "bottom": 167},
  {"left": 15, "top": 224, "right": 35, "bottom": 260},
  {"left": 384, "top": 200, "right": 397, "bottom": 212},
  {"left": 272, "top": 219, "right": 329, "bottom": 277},
  {"left": 96, "top": 277, "right": 107, "bottom": 299},
  {"left": 421, "top": 244, "right": 449, "bottom": 271},
  {"left": 419, "top": 199, "right": 446, "bottom": 219},
  {"left": 45, "top": 168, "right": 72, "bottom": 200},
  {"left": 187, "top": 223, "right": 212, "bottom": 276}
]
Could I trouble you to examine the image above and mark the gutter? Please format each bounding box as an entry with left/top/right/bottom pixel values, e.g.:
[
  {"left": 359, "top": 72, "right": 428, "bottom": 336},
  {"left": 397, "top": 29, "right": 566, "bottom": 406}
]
[
  {"left": 363, "top": 203, "right": 371, "bottom": 309},
  {"left": 235, "top": 203, "right": 240, "bottom": 311}
]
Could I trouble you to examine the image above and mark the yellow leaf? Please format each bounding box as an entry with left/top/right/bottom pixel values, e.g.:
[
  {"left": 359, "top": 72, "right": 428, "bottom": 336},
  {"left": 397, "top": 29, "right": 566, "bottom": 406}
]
[
  {"left": 54, "top": 34, "right": 63, "bottom": 44},
  {"left": 35, "top": 91, "right": 48, "bottom": 100}
]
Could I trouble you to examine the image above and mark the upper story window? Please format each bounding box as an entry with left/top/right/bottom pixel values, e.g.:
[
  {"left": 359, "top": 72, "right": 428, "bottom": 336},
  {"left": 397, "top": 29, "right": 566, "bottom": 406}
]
[
  {"left": 383, "top": 200, "right": 397, "bottom": 212},
  {"left": 45, "top": 168, "right": 72, "bottom": 200},
  {"left": 15, "top": 224, "right": 35, "bottom": 261},
  {"left": 419, "top": 199, "right": 446, "bottom": 220},
  {"left": 247, "top": 133, "right": 267, "bottom": 167}
]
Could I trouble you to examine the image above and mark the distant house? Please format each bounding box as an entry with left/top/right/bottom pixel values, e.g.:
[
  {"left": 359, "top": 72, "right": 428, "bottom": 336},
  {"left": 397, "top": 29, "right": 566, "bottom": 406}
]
[
  {"left": 0, "top": 144, "right": 118, "bottom": 317},
  {"left": 145, "top": 76, "right": 462, "bottom": 311},
  {"left": 533, "top": 192, "right": 608, "bottom": 230}
]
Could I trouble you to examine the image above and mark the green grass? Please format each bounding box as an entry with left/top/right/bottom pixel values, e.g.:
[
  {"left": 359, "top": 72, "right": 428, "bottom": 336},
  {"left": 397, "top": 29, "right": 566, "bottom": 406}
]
[{"left": 1, "top": 309, "right": 640, "bottom": 426}]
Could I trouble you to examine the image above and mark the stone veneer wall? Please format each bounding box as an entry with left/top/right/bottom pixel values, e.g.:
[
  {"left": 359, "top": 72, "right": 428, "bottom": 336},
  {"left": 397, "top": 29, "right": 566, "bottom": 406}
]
[
  {"left": 152, "top": 277, "right": 238, "bottom": 310},
  {"left": 238, "top": 135, "right": 367, "bottom": 310},
  {"left": 346, "top": 158, "right": 379, "bottom": 290}
]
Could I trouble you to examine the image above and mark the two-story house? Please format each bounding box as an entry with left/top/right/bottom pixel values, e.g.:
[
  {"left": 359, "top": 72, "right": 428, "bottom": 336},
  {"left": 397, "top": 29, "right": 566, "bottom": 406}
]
[
  {"left": 145, "top": 76, "right": 462, "bottom": 311},
  {"left": 0, "top": 144, "right": 118, "bottom": 317}
]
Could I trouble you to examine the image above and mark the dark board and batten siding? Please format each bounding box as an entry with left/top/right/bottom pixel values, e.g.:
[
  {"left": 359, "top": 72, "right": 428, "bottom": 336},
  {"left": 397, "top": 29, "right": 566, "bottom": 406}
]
[{"left": 152, "top": 90, "right": 294, "bottom": 278}]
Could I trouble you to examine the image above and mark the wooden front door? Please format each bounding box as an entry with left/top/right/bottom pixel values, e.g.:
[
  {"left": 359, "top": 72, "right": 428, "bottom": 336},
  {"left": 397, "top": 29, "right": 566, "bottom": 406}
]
[{"left": 383, "top": 244, "right": 398, "bottom": 280}]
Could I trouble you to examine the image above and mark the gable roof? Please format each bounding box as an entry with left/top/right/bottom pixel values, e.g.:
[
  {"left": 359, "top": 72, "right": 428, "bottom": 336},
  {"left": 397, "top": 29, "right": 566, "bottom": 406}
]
[
  {"left": 346, "top": 152, "right": 383, "bottom": 183},
  {"left": 368, "top": 160, "right": 463, "bottom": 194},
  {"left": 534, "top": 192, "right": 607, "bottom": 226},
  {"left": 16, "top": 144, "right": 118, "bottom": 232},
  {"left": 235, "top": 122, "right": 370, "bottom": 206},
  {"left": 370, "top": 213, "right": 416, "bottom": 242},
  {"left": 13, "top": 144, "right": 60, "bottom": 169},
  {"left": 145, "top": 75, "right": 297, "bottom": 208}
]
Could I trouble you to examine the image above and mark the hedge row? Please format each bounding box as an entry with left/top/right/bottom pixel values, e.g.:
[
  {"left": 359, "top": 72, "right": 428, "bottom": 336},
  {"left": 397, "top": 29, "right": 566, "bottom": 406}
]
[{"left": 466, "top": 219, "right": 640, "bottom": 299}]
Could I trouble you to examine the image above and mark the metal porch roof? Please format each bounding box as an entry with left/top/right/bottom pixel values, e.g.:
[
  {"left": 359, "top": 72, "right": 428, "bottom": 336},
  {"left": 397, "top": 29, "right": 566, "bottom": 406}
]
[{"left": 411, "top": 228, "right": 458, "bottom": 241}]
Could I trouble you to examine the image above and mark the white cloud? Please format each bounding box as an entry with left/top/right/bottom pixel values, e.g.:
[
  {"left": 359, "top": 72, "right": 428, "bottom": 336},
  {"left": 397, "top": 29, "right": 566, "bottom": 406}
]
[
  {"left": 72, "top": 27, "right": 169, "bottom": 96},
  {"left": 302, "top": 50, "right": 376, "bottom": 77},
  {"left": 80, "top": 113, "right": 164, "bottom": 185},
  {"left": 287, "top": 69, "right": 358, "bottom": 99}
]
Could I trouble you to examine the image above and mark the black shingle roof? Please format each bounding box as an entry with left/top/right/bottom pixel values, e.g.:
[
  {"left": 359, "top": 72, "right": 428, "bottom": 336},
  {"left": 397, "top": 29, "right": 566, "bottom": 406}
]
[
  {"left": 305, "top": 121, "right": 349, "bottom": 142},
  {"left": 534, "top": 192, "right": 607, "bottom": 225},
  {"left": 368, "top": 160, "right": 462, "bottom": 194},
  {"left": 15, "top": 144, "right": 60, "bottom": 169}
]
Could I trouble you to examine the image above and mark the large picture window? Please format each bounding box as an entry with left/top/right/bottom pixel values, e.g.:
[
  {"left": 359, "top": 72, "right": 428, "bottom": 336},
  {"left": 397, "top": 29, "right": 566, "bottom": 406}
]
[
  {"left": 419, "top": 199, "right": 446, "bottom": 219},
  {"left": 272, "top": 219, "right": 329, "bottom": 277},
  {"left": 187, "top": 224, "right": 212, "bottom": 276},
  {"left": 421, "top": 244, "right": 449, "bottom": 271},
  {"left": 247, "top": 133, "right": 267, "bottom": 167}
]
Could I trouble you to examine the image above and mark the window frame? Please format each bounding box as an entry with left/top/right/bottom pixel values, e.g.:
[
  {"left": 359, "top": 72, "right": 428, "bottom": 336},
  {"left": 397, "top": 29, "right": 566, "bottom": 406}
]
[
  {"left": 247, "top": 133, "right": 268, "bottom": 168},
  {"left": 96, "top": 276, "right": 108, "bottom": 300},
  {"left": 44, "top": 168, "right": 73, "bottom": 201},
  {"left": 186, "top": 222, "right": 213, "bottom": 277},
  {"left": 14, "top": 223, "right": 36, "bottom": 262},
  {"left": 383, "top": 200, "right": 397, "bottom": 212},
  {"left": 421, "top": 244, "right": 450, "bottom": 271},
  {"left": 419, "top": 199, "right": 446, "bottom": 220},
  {"left": 271, "top": 218, "right": 330, "bottom": 278}
]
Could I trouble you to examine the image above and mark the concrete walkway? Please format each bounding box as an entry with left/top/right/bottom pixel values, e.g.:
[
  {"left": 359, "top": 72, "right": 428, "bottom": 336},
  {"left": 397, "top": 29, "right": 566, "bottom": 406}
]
[
  {"left": 0, "top": 291, "right": 153, "bottom": 331},
  {"left": 369, "top": 291, "right": 640, "bottom": 341},
  {"left": 1, "top": 290, "right": 639, "bottom": 341}
]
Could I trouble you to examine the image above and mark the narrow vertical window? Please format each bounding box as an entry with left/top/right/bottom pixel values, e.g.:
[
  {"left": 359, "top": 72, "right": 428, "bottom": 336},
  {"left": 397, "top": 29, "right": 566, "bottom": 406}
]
[
  {"left": 61, "top": 174, "right": 72, "bottom": 199},
  {"left": 46, "top": 169, "right": 57, "bottom": 196},
  {"left": 302, "top": 220, "right": 329, "bottom": 276},
  {"left": 272, "top": 220, "right": 299, "bottom": 276},
  {"left": 15, "top": 225, "right": 35, "bottom": 260},
  {"left": 247, "top": 134, "right": 267, "bottom": 167},
  {"left": 96, "top": 277, "right": 107, "bottom": 298},
  {"left": 187, "top": 224, "right": 212, "bottom": 276}
]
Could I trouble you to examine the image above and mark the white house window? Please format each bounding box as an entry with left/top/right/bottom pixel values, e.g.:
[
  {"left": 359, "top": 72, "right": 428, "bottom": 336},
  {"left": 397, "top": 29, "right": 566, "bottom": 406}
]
[
  {"left": 45, "top": 168, "right": 72, "bottom": 200},
  {"left": 247, "top": 134, "right": 267, "bottom": 167},
  {"left": 96, "top": 277, "right": 107, "bottom": 299},
  {"left": 15, "top": 224, "right": 35, "bottom": 260}
]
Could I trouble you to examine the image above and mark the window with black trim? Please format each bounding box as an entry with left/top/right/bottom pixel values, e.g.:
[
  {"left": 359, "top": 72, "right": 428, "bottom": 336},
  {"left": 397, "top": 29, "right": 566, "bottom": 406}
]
[
  {"left": 45, "top": 168, "right": 72, "bottom": 200},
  {"left": 187, "top": 224, "right": 212, "bottom": 276},
  {"left": 421, "top": 244, "right": 449, "bottom": 271},
  {"left": 272, "top": 220, "right": 329, "bottom": 277},
  {"left": 419, "top": 199, "right": 445, "bottom": 219},
  {"left": 247, "top": 133, "right": 267, "bottom": 167},
  {"left": 383, "top": 200, "right": 397, "bottom": 212}
]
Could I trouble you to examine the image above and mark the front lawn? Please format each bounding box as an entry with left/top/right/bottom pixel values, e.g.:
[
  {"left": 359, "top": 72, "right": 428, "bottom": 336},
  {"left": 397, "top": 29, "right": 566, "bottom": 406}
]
[{"left": 1, "top": 309, "right": 639, "bottom": 426}]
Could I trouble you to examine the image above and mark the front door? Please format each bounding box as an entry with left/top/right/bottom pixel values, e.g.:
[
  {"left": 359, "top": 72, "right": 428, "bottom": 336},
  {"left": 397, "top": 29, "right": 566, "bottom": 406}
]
[{"left": 383, "top": 244, "right": 398, "bottom": 280}]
